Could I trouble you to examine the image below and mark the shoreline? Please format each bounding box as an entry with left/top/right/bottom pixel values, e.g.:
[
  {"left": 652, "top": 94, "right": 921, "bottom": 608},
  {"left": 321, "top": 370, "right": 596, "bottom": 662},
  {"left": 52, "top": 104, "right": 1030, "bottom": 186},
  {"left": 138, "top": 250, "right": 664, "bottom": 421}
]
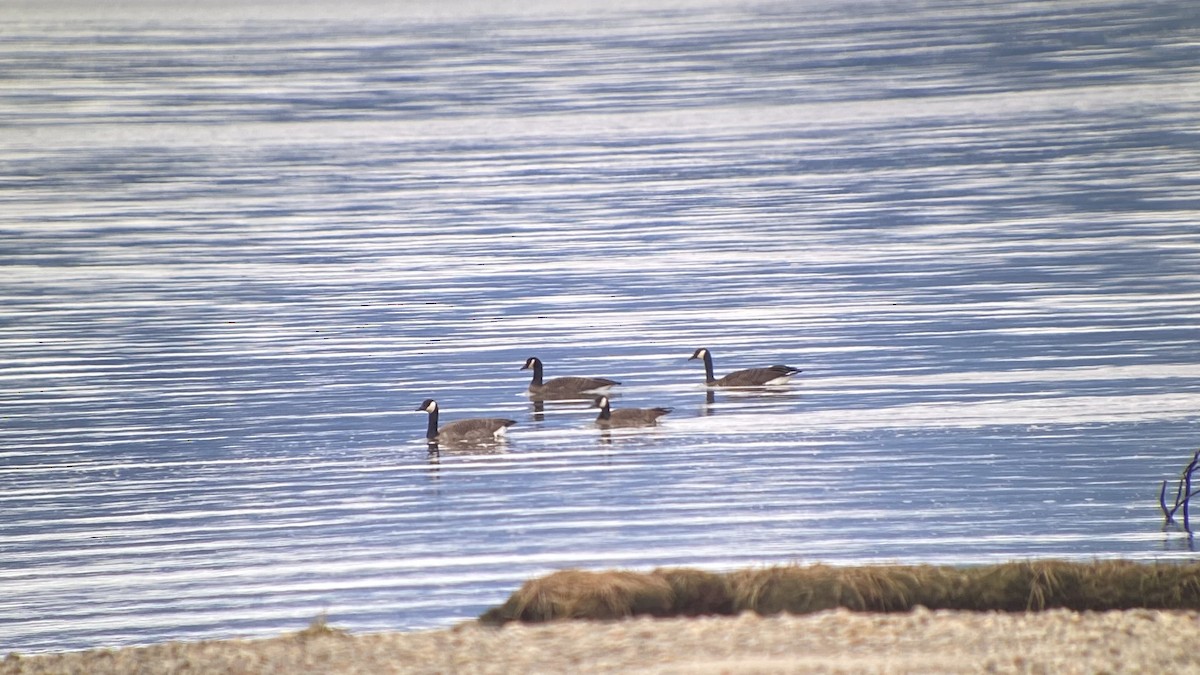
[
  {"left": 12, "top": 560, "right": 1200, "bottom": 673},
  {"left": 5, "top": 609, "right": 1200, "bottom": 674}
]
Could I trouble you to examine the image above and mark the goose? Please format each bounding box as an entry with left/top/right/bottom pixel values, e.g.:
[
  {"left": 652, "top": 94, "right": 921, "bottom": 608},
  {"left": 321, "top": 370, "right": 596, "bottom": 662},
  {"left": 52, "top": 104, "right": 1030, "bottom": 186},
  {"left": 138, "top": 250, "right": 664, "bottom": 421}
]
[
  {"left": 521, "top": 356, "right": 620, "bottom": 399},
  {"left": 688, "top": 348, "right": 801, "bottom": 387},
  {"left": 594, "top": 396, "right": 672, "bottom": 428},
  {"left": 416, "top": 399, "right": 516, "bottom": 445}
]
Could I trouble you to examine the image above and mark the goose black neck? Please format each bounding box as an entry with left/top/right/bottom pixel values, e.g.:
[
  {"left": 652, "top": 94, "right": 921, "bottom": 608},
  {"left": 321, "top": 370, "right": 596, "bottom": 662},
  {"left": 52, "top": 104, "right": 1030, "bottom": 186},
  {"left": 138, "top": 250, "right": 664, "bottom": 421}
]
[
  {"left": 528, "top": 360, "right": 544, "bottom": 386},
  {"left": 701, "top": 351, "right": 716, "bottom": 384},
  {"left": 425, "top": 408, "right": 439, "bottom": 440},
  {"left": 596, "top": 399, "right": 612, "bottom": 421}
]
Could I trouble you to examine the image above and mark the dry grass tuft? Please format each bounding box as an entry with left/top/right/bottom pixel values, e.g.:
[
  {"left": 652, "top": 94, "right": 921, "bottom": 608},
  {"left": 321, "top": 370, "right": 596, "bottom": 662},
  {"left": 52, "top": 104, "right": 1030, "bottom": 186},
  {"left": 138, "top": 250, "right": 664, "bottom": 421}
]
[
  {"left": 727, "top": 564, "right": 834, "bottom": 614},
  {"left": 480, "top": 569, "right": 674, "bottom": 625},
  {"left": 966, "top": 560, "right": 1079, "bottom": 611},
  {"left": 291, "top": 614, "right": 350, "bottom": 641},
  {"left": 651, "top": 567, "right": 734, "bottom": 616},
  {"left": 727, "top": 564, "right": 948, "bottom": 614},
  {"left": 956, "top": 560, "right": 1200, "bottom": 611}
]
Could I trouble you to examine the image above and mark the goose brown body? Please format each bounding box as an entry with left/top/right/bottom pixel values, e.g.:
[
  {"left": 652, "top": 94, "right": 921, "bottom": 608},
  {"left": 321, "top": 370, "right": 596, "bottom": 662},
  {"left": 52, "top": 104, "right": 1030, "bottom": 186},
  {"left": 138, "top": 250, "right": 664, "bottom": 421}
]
[
  {"left": 416, "top": 399, "right": 516, "bottom": 445},
  {"left": 521, "top": 356, "right": 620, "bottom": 399},
  {"left": 689, "top": 348, "right": 801, "bottom": 387},
  {"left": 594, "top": 396, "right": 673, "bottom": 428}
]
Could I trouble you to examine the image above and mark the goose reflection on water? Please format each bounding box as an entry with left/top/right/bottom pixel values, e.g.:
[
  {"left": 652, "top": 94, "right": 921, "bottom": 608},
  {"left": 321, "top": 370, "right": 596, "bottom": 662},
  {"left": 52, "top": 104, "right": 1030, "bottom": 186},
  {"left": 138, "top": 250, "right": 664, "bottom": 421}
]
[
  {"left": 699, "top": 385, "right": 805, "bottom": 417},
  {"left": 528, "top": 395, "right": 604, "bottom": 423}
]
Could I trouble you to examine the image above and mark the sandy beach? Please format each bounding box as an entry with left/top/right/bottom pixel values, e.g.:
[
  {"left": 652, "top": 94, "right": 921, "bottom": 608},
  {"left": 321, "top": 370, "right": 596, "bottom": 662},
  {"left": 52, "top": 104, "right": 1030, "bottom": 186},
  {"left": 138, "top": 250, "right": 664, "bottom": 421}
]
[{"left": 6, "top": 608, "right": 1200, "bottom": 674}]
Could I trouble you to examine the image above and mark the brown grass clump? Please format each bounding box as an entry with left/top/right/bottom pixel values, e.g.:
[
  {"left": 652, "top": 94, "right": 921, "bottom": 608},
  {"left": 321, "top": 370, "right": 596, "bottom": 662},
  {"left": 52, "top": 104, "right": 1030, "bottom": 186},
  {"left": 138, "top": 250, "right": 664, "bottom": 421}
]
[
  {"left": 965, "top": 560, "right": 1087, "bottom": 611},
  {"left": 727, "top": 564, "right": 950, "bottom": 614},
  {"left": 650, "top": 567, "right": 734, "bottom": 616},
  {"left": 480, "top": 560, "right": 1200, "bottom": 623},
  {"left": 480, "top": 569, "right": 674, "bottom": 625},
  {"left": 291, "top": 614, "right": 351, "bottom": 641},
  {"left": 952, "top": 560, "right": 1200, "bottom": 611}
]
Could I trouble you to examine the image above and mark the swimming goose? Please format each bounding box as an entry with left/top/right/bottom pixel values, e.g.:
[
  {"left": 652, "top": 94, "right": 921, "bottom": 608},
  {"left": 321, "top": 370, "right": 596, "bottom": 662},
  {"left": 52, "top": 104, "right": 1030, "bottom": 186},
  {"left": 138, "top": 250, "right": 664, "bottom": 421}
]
[
  {"left": 416, "top": 399, "right": 516, "bottom": 445},
  {"left": 594, "top": 396, "right": 672, "bottom": 428},
  {"left": 688, "top": 348, "right": 801, "bottom": 387},
  {"left": 521, "top": 356, "right": 620, "bottom": 399}
]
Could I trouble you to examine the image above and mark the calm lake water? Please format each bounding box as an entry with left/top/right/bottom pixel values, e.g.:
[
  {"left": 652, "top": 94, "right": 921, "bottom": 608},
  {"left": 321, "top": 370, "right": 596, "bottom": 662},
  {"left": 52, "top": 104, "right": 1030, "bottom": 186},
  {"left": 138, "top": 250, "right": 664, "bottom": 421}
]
[{"left": 3, "top": 0, "right": 1200, "bottom": 654}]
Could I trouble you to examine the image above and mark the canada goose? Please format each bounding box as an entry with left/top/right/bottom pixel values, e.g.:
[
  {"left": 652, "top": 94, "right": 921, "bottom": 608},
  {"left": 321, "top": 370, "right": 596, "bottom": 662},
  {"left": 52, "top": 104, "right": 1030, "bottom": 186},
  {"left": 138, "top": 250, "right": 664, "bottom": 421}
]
[
  {"left": 688, "top": 348, "right": 801, "bottom": 387},
  {"left": 594, "top": 396, "right": 672, "bottom": 428},
  {"left": 521, "top": 356, "right": 620, "bottom": 399},
  {"left": 416, "top": 399, "right": 516, "bottom": 445}
]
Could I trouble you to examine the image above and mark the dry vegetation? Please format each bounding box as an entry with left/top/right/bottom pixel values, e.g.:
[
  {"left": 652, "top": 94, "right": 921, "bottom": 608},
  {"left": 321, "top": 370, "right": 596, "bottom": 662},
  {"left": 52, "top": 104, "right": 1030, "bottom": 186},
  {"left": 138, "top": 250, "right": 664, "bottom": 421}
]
[{"left": 480, "top": 559, "right": 1200, "bottom": 623}]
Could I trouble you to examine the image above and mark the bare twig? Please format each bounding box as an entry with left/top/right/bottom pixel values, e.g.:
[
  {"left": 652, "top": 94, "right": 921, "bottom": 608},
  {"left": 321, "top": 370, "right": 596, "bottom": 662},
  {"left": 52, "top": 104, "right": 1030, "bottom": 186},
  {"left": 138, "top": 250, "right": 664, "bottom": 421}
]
[
  {"left": 1185, "top": 458, "right": 1195, "bottom": 538},
  {"left": 1161, "top": 480, "right": 1173, "bottom": 525},
  {"left": 1160, "top": 449, "right": 1200, "bottom": 536}
]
